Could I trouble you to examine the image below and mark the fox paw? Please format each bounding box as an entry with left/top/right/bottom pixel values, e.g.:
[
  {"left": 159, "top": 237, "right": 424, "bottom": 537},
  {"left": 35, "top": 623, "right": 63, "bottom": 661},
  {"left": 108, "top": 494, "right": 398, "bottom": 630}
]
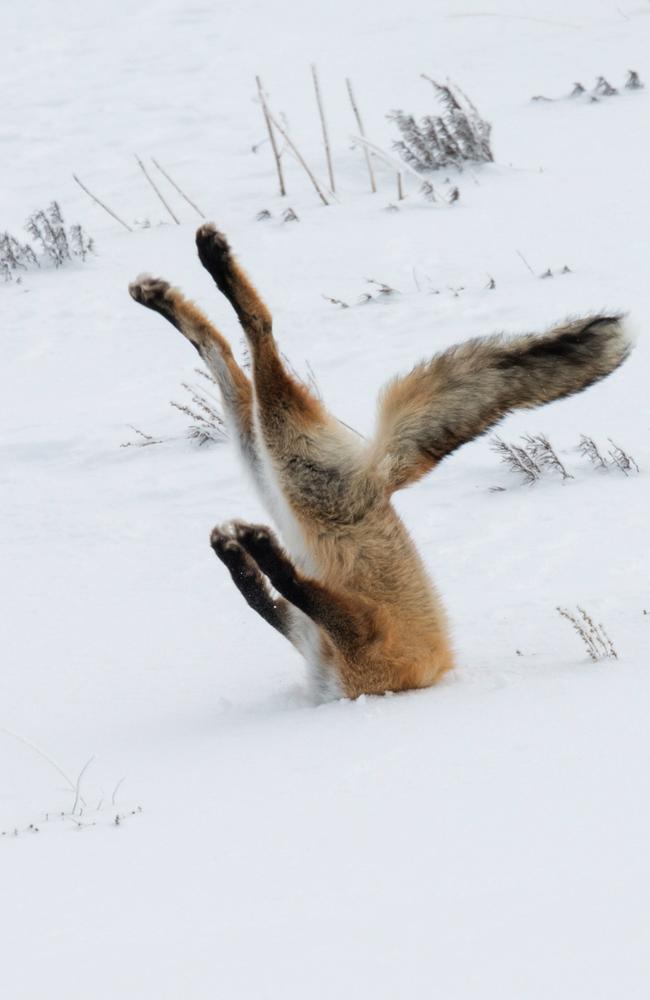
[
  {"left": 229, "top": 521, "right": 276, "bottom": 550},
  {"left": 128, "top": 275, "right": 173, "bottom": 309},
  {"left": 196, "top": 223, "right": 231, "bottom": 274}
]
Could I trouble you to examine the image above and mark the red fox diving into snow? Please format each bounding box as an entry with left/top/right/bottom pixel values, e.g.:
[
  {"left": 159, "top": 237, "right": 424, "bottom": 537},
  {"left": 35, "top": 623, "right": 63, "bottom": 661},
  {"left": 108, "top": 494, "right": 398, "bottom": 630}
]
[{"left": 130, "top": 224, "right": 631, "bottom": 700}]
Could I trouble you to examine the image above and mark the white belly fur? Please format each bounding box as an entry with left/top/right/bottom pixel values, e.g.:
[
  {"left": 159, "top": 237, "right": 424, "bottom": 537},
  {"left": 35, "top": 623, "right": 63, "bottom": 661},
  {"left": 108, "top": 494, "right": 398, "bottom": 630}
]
[
  {"left": 248, "top": 407, "right": 343, "bottom": 699},
  {"left": 251, "top": 408, "right": 318, "bottom": 574}
]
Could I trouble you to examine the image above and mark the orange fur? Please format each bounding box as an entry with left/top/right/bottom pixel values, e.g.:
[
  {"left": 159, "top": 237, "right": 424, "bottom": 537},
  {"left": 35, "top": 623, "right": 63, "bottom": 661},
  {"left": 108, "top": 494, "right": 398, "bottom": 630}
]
[{"left": 129, "top": 225, "right": 630, "bottom": 700}]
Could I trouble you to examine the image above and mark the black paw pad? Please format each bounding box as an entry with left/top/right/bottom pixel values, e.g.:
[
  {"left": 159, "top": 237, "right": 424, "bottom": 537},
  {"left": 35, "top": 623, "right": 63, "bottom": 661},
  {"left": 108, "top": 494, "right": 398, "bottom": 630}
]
[{"left": 196, "top": 224, "right": 231, "bottom": 268}]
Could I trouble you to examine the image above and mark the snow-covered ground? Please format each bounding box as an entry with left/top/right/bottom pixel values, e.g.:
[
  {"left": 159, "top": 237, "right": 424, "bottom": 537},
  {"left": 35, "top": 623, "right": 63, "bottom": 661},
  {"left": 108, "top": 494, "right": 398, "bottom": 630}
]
[{"left": 2, "top": 1, "right": 649, "bottom": 996}]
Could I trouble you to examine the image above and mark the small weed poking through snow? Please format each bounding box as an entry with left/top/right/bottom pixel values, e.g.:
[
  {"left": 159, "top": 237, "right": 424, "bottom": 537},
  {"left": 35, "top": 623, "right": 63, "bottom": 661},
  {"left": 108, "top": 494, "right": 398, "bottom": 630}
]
[
  {"left": 493, "top": 433, "right": 639, "bottom": 487},
  {"left": 1, "top": 201, "right": 94, "bottom": 282},
  {"left": 492, "top": 433, "right": 572, "bottom": 485},
  {"left": 492, "top": 437, "right": 542, "bottom": 485},
  {"left": 579, "top": 435, "right": 640, "bottom": 475},
  {"left": 122, "top": 360, "right": 323, "bottom": 451},
  {"left": 170, "top": 369, "right": 227, "bottom": 445},
  {"left": 120, "top": 425, "right": 164, "bottom": 449},
  {"left": 557, "top": 606, "right": 618, "bottom": 662},
  {"left": 122, "top": 370, "right": 227, "bottom": 449},
  {"left": 322, "top": 278, "right": 402, "bottom": 308},
  {"left": 0, "top": 731, "right": 142, "bottom": 838},
  {"left": 532, "top": 70, "right": 644, "bottom": 103},
  {"left": 522, "top": 433, "right": 572, "bottom": 479}
]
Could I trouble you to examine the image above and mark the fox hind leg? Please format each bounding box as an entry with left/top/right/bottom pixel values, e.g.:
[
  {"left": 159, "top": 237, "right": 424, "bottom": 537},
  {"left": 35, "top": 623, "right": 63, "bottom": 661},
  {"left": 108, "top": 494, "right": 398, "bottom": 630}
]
[
  {"left": 209, "top": 526, "right": 291, "bottom": 639},
  {"left": 128, "top": 274, "right": 261, "bottom": 483},
  {"left": 228, "top": 521, "right": 376, "bottom": 650},
  {"left": 195, "top": 224, "right": 326, "bottom": 442},
  {"left": 195, "top": 226, "right": 370, "bottom": 530}
]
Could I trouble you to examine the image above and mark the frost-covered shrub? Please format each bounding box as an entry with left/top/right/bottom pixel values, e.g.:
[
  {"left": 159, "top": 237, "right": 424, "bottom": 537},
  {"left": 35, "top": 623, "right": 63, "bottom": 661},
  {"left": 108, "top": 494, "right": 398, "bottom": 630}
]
[
  {"left": 493, "top": 433, "right": 639, "bottom": 487},
  {"left": 389, "top": 79, "right": 493, "bottom": 173},
  {"left": 0, "top": 233, "right": 38, "bottom": 282},
  {"left": 1, "top": 201, "right": 94, "bottom": 282}
]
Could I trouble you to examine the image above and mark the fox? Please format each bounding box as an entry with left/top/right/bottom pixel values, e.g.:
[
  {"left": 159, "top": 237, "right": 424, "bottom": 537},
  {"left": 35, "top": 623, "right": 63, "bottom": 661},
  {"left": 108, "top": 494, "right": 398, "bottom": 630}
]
[{"left": 129, "top": 224, "right": 631, "bottom": 700}]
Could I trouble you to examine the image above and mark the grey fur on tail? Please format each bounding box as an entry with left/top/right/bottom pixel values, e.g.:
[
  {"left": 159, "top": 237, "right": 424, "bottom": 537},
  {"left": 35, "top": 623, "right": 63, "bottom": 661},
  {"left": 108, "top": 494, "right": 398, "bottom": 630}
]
[{"left": 374, "top": 313, "right": 632, "bottom": 490}]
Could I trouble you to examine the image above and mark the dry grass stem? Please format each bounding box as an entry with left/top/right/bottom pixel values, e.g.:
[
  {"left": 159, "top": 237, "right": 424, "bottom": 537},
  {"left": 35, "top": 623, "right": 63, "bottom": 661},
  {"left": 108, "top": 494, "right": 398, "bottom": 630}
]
[
  {"left": 135, "top": 155, "right": 180, "bottom": 224},
  {"left": 171, "top": 370, "right": 227, "bottom": 445},
  {"left": 492, "top": 437, "right": 541, "bottom": 485},
  {"left": 311, "top": 64, "right": 336, "bottom": 193},
  {"left": 265, "top": 109, "right": 330, "bottom": 206},
  {"left": 345, "top": 77, "right": 376, "bottom": 192},
  {"left": 72, "top": 173, "right": 133, "bottom": 232},
  {"left": 557, "top": 606, "right": 618, "bottom": 661},
  {"left": 256, "top": 76, "right": 287, "bottom": 197},
  {"left": 151, "top": 159, "right": 205, "bottom": 218}
]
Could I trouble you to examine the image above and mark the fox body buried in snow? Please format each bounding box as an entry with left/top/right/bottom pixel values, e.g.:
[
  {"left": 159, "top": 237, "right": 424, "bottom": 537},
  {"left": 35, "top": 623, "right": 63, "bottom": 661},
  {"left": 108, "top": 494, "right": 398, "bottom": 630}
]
[{"left": 129, "top": 225, "right": 631, "bottom": 700}]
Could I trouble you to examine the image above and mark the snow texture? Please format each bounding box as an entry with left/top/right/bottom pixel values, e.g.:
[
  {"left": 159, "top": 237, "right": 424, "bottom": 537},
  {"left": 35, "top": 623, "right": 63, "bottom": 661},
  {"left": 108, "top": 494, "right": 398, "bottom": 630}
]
[{"left": 2, "top": 1, "right": 649, "bottom": 997}]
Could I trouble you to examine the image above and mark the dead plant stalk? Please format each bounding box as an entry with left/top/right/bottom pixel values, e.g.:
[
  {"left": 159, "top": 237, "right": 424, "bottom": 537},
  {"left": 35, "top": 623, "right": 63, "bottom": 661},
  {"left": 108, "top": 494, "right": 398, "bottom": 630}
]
[
  {"left": 311, "top": 65, "right": 336, "bottom": 193},
  {"left": 256, "top": 76, "right": 287, "bottom": 197},
  {"left": 72, "top": 174, "right": 133, "bottom": 232},
  {"left": 265, "top": 110, "right": 330, "bottom": 206},
  {"left": 345, "top": 77, "right": 376, "bottom": 193},
  {"left": 135, "top": 155, "right": 180, "bottom": 225}
]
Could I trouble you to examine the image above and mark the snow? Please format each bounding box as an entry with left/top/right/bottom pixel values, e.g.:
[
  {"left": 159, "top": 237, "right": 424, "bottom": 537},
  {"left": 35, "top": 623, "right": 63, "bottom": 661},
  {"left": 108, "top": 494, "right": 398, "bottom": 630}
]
[{"left": 2, "top": 1, "right": 649, "bottom": 996}]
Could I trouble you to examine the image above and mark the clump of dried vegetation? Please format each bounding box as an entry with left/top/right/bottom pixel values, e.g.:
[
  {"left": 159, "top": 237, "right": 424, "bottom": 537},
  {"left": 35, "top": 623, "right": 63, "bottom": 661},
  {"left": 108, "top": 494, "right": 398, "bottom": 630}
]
[
  {"left": 492, "top": 433, "right": 639, "bottom": 486},
  {"left": 123, "top": 357, "right": 326, "bottom": 451},
  {"left": 0, "top": 733, "right": 142, "bottom": 838},
  {"left": 389, "top": 77, "right": 493, "bottom": 173},
  {"left": 122, "top": 369, "right": 227, "bottom": 449},
  {"left": 170, "top": 369, "right": 227, "bottom": 445},
  {"left": 255, "top": 206, "right": 300, "bottom": 223},
  {"left": 532, "top": 69, "right": 643, "bottom": 103},
  {"left": 1, "top": 201, "right": 94, "bottom": 282},
  {"left": 557, "top": 606, "right": 618, "bottom": 662},
  {"left": 323, "top": 277, "right": 401, "bottom": 309},
  {"left": 253, "top": 69, "right": 486, "bottom": 208},
  {"left": 492, "top": 433, "right": 572, "bottom": 485},
  {"left": 579, "top": 435, "right": 639, "bottom": 476}
]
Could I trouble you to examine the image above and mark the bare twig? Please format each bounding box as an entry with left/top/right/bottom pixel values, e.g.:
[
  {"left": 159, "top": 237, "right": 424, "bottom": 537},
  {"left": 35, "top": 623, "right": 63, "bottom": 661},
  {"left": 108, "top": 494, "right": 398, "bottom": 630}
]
[
  {"left": 311, "top": 65, "right": 335, "bottom": 193},
  {"left": 135, "top": 155, "right": 180, "bottom": 225},
  {"left": 350, "top": 134, "right": 442, "bottom": 202},
  {"left": 366, "top": 278, "right": 400, "bottom": 296},
  {"left": 515, "top": 249, "right": 536, "bottom": 277},
  {"left": 72, "top": 174, "right": 133, "bottom": 232},
  {"left": 111, "top": 776, "right": 127, "bottom": 807},
  {"left": 345, "top": 78, "right": 376, "bottom": 193},
  {"left": 256, "top": 76, "right": 287, "bottom": 197},
  {"left": 304, "top": 360, "right": 323, "bottom": 400},
  {"left": 322, "top": 294, "right": 350, "bottom": 308},
  {"left": 0, "top": 727, "right": 83, "bottom": 802},
  {"left": 120, "top": 425, "right": 163, "bottom": 448},
  {"left": 71, "top": 756, "right": 95, "bottom": 816},
  {"left": 151, "top": 159, "right": 205, "bottom": 218},
  {"left": 266, "top": 110, "right": 330, "bottom": 206}
]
